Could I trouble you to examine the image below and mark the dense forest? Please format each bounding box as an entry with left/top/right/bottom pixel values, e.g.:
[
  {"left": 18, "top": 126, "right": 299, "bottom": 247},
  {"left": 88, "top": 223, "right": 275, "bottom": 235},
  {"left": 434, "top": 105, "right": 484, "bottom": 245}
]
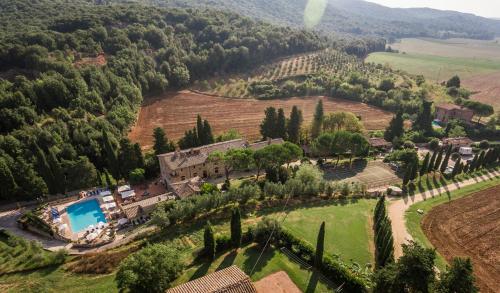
[
  {"left": 0, "top": 0, "right": 328, "bottom": 201},
  {"left": 136, "top": 0, "right": 500, "bottom": 40}
]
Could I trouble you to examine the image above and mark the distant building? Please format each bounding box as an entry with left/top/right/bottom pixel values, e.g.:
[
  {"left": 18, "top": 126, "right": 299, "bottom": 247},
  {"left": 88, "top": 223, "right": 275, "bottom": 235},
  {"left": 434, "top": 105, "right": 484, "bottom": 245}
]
[
  {"left": 369, "top": 138, "right": 392, "bottom": 151},
  {"left": 435, "top": 103, "right": 474, "bottom": 123},
  {"left": 166, "top": 265, "right": 257, "bottom": 293},
  {"left": 158, "top": 138, "right": 284, "bottom": 188},
  {"left": 442, "top": 137, "right": 473, "bottom": 149}
]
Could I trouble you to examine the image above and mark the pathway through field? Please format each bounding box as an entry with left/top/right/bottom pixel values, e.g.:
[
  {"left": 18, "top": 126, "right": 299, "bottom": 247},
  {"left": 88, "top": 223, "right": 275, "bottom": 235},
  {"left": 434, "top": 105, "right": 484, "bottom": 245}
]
[{"left": 388, "top": 170, "right": 500, "bottom": 258}]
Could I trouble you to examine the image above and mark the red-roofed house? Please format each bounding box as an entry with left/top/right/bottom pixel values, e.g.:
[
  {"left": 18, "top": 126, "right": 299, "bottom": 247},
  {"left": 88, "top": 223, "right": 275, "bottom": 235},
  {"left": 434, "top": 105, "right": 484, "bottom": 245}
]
[{"left": 435, "top": 103, "right": 474, "bottom": 123}]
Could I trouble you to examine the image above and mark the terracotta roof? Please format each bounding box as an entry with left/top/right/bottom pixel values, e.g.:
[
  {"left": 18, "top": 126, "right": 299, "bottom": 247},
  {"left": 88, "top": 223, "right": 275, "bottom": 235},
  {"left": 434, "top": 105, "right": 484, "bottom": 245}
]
[
  {"left": 121, "top": 192, "right": 175, "bottom": 219},
  {"left": 158, "top": 139, "right": 285, "bottom": 171},
  {"left": 171, "top": 177, "right": 204, "bottom": 199},
  {"left": 158, "top": 139, "right": 248, "bottom": 171},
  {"left": 166, "top": 266, "right": 256, "bottom": 293},
  {"left": 442, "top": 137, "right": 473, "bottom": 145},
  {"left": 369, "top": 138, "right": 392, "bottom": 148}
]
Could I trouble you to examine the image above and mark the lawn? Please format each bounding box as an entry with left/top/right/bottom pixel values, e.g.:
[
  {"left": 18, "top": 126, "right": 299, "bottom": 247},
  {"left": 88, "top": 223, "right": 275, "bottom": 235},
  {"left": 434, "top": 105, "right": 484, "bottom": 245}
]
[
  {"left": 366, "top": 52, "right": 500, "bottom": 81},
  {"left": 173, "top": 243, "right": 332, "bottom": 292},
  {"left": 405, "top": 176, "right": 500, "bottom": 271},
  {"left": 263, "top": 199, "right": 376, "bottom": 266}
]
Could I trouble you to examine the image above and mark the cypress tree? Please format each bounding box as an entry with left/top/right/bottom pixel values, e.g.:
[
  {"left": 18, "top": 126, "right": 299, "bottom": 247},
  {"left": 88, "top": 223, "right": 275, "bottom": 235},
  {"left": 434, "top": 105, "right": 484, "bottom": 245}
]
[
  {"left": 477, "top": 151, "right": 486, "bottom": 169},
  {"left": 315, "top": 221, "right": 326, "bottom": 268},
  {"left": 203, "top": 120, "right": 214, "bottom": 144},
  {"left": 384, "top": 111, "right": 404, "bottom": 142},
  {"left": 276, "top": 108, "right": 287, "bottom": 139},
  {"left": 463, "top": 163, "right": 470, "bottom": 174},
  {"left": 104, "top": 168, "right": 112, "bottom": 188},
  {"left": 440, "top": 145, "right": 453, "bottom": 173},
  {"left": 287, "top": 106, "right": 303, "bottom": 144},
  {"left": 204, "top": 221, "right": 216, "bottom": 260},
  {"left": 410, "top": 159, "right": 419, "bottom": 181},
  {"left": 470, "top": 154, "right": 479, "bottom": 172},
  {"left": 260, "top": 107, "right": 278, "bottom": 139},
  {"left": 196, "top": 114, "right": 205, "bottom": 144},
  {"left": 153, "top": 127, "right": 174, "bottom": 155},
  {"left": 415, "top": 100, "right": 433, "bottom": 135},
  {"left": 373, "top": 196, "right": 394, "bottom": 270},
  {"left": 102, "top": 130, "right": 120, "bottom": 179},
  {"left": 34, "top": 143, "right": 57, "bottom": 194},
  {"left": 133, "top": 143, "right": 145, "bottom": 169},
  {"left": 434, "top": 148, "right": 444, "bottom": 170},
  {"left": 47, "top": 148, "right": 66, "bottom": 193},
  {"left": 403, "top": 163, "right": 412, "bottom": 186},
  {"left": 0, "top": 157, "right": 18, "bottom": 199},
  {"left": 420, "top": 153, "right": 430, "bottom": 177},
  {"left": 311, "top": 100, "right": 324, "bottom": 138},
  {"left": 96, "top": 170, "right": 103, "bottom": 186},
  {"left": 230, "top": 207, "right": 242, "bottom": 249},
  {"left": 452, "top": 158, "right": 461, "bottom": 178},
  {"left": 428, "top": 151, "right": 438, "bottom": 173}
]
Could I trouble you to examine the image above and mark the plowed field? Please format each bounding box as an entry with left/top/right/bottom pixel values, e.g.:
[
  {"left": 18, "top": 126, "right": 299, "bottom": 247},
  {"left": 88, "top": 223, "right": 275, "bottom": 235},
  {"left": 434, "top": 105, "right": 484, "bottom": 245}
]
[
  {"left": 128, "top": 90, "right": 392, "bottom": 149},
  {"left": 421, "top": 185, "right": 500, "bottom": 293}
]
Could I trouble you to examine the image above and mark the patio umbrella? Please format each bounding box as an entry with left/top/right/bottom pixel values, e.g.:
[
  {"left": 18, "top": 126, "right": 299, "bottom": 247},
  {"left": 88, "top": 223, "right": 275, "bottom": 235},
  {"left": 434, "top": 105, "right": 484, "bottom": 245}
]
[
  {"left": 86, "top": 232, "right": 98, "bottom": 241},
  {"left": 97, "top": 221, "right": 105, "bottom": 228},
  {"left": 58, "top": 223, "right": 67, "bottom": 231},
  {"left": 53, "top": 217, "right": 62, "bottom": 224}
]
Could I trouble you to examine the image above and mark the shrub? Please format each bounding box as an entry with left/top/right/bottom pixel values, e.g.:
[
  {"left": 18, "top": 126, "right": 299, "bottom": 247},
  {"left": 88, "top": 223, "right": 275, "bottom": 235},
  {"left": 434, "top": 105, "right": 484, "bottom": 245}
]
[
  {"left": 253, "top": 217, "right": 281, "bottom": 246},
  {"left": 129, "top": 168, "right": 145, "bottom": 185}
]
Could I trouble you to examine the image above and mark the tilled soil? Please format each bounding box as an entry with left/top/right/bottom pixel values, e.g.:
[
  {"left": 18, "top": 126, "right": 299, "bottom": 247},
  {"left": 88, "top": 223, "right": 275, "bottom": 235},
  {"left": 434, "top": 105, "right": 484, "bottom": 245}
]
[
  {"left": 129, "top": 90, "right": 392, "bottom": 150},
  {"left": 421, "top": 185, "right": 500, "bottom": 292}
]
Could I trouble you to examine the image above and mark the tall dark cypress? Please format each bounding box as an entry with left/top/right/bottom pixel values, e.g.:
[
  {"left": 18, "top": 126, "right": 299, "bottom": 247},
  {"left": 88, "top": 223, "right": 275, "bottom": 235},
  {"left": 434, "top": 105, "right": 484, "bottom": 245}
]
[
  {"left": 260, "top": 107, "right": 278, "bottom": 139},
  {"left": 452, "top": 158, "right": 461, "bottom": 178},
  {"left": 102, "top": 130, "right": 120, "bottom": 179},
  {"left": 311, "top": 100, "right": 324, "bottom": 138},
  {"left": 287, "top": 106, "right": 303, "bottom": 143},
  {"left": 434, "top": 148, "right": 444, "bottom": 170},
  {"left": 204, "top": 221, "right": 216, "bottom": 260},
  {"left": 373, "top": 196, "right": 394, "bottom": 270},
  {"left": 230, "top": 207, "right": 242, "bottom": 248},
  {"left": 428, "top": 151, "right": 437, "bottom": 173},
  {"left": 420, "top": 152, "right": 430, "bottom": 177},
  {"left": 96, "top": 170, "right": 103, "bottom": 186},
  {"left": 440, "top": 145, "right": 453, "bottom": 173},
  {"left": 196, "top": 114, "right": 205, "bottom": 144},
  {"left": 403, "top": 163, "right": 412, "bottom": 186},
  {"left": 315, "top": 221, "right": 326, "bottom": 267},
  {"left": 276, "top": 108, "right": 287, "bottom": 139},
  {"left": 203, "top": 120, "right": 214, "bottom": 144},
  {"left": 477, "top": 151, "right": 486, "bottom": 169},
  {"left": 104, "top": 168, "right": 112, "bottom": 188},
  {"left": 410, "top": 159, "right": 418, "bottom": 181},
  {"left": 33, "top": 143, "right": 57, "bottom": 194}
]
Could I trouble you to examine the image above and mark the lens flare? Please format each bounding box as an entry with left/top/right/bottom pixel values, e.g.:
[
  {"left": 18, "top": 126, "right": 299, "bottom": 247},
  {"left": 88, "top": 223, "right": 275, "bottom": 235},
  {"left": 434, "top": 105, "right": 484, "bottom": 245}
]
[{"left": 304, "top": 0, "right": 327, "bottom": 29}]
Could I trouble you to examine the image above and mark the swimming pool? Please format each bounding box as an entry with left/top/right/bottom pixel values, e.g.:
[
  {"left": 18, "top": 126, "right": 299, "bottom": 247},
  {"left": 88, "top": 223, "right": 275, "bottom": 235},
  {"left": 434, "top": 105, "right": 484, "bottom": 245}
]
[{"left": 66, "top": 199, "right": 106, "bottom": 233}]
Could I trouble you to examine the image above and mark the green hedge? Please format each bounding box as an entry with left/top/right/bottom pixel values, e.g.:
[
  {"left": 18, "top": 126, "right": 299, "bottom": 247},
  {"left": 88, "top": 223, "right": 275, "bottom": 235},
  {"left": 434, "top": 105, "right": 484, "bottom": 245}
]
[{"left": 277, "top": 229, "right": 367, "bottom": 292}]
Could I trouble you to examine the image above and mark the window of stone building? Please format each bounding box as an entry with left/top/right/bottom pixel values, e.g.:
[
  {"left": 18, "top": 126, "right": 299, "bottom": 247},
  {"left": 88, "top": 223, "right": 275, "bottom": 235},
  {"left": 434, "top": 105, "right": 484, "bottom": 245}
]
[
  {"left": 181, "top": 176, "right": 185, "bottom": 180},
  {"left": 215, "top": 167, "right": 219, "bottom": 173}
]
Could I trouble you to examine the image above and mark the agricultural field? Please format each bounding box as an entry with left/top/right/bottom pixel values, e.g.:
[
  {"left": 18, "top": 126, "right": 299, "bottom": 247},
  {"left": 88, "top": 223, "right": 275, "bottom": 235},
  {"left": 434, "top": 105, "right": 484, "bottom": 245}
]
[
  {"left": 422, "top": 184, "right": 500, "bottom": 293},
  {"left": 129, "top": 91, "right": 393, "bottom": 150},
  {"left": 366, "top": 38, "right": 500, "bottom": 109},
  {"left": 405, "top": 177, "right": 500, "bottom": 293},
  {"left": 192, "top": 49, "right": 401, "bottom": 98}
]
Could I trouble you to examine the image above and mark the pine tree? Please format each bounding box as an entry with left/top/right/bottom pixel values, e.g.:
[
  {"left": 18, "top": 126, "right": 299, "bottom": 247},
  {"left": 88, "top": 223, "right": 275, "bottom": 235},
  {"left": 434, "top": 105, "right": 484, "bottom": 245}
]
[
  {"left": 440, "top": 145, "right": 452, "bottom": 173},
  {"left": 428, "top": 151, "right": 437, "bottom": 173},
  {"left": 311, "top": 100, "right": 324, "bottom": 138},
  {"left": 287, "top": 106, "right": 303, "bottom": 144},
  {"left": 276, "top": 108, "right": 287, "bottom": 139},
  {"left": 230, "top": 207, "right": 242, "bottom": 249},
  {"left": 260, "top": 107, "right": 278, "bottom": 139},
  {"left": 420, "top": 153, "right": 430, "bottom": 177},
  {"left": 204, "top": 221, "right": 216, "bottom": 259},
  {"left": 384, "top": 111, "right": 404, "bottom": 142},
  {"left": 203, "top": 120, "right": 214, "bottom": 144},
  {"left": 315, "top": 221, "right": 325, "bottom": 268},
  {"left": 102, "top": 130, "right": 120, "bottom": 179},
  {"left": 434, "top": 148, "right": 444, "bottom": 170}
]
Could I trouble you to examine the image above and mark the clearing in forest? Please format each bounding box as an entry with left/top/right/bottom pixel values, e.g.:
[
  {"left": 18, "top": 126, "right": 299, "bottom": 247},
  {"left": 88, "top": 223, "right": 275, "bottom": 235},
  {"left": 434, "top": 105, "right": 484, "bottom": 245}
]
[
  {"left": 421, "top": 184, "right": 500, "bottom": 293},
  {"left": 128, "top": 90, "right": 393, "bottom": 150}
]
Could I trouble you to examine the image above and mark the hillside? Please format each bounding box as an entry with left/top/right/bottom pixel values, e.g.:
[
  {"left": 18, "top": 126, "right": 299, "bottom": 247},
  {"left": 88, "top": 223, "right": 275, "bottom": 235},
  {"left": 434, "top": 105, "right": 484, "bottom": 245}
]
[{"left": 131, "top": 0, "right": 500, "bottom": 39}]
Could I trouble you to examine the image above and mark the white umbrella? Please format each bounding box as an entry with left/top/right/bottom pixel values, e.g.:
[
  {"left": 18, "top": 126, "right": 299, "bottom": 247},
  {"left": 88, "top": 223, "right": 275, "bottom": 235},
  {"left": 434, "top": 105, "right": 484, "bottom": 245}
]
[
  {"left": 97, "top": 221, "right": 105, "bottom": 228},
  {"left": 58, "top": 223, "right": 67, "bottom": 231},
  {"left": 117, "top": 218, "right": 129, "bottom": 226},
  {"left": 103, "top": 195, "right": 114, "bottom": 202},
  {"left": 53, "top": 217, "right": 62, "bottom": 224},
  {"left": 87, "top": 224, "right": 95, "bottom": 231}
]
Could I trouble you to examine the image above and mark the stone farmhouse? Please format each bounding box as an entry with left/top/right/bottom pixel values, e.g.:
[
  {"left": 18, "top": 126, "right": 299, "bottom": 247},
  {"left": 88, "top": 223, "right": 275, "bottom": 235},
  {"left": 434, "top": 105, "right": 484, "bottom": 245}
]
[
  {"left": 435, "top": 103, "right": 474, "bottom": 123},
  {"left": 158, "top": 138, "right": 284, "bottom": 189}
]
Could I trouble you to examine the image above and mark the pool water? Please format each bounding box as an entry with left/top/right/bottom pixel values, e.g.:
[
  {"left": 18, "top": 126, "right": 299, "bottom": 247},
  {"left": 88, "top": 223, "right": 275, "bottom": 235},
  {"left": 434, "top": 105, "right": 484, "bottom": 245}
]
[{"left": 66, "top": 199, "right": 106, "bottom": 233}]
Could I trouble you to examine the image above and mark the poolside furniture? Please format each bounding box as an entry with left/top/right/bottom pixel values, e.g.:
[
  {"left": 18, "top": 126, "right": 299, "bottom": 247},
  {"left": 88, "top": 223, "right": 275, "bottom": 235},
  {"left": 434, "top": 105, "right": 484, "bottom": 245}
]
[
  {"left": 86, "top": 232, "right": 99, "bottom": 241},
  {"left": 117, "top": 218, "right": 129, "bottom": 226},
  {"left": 102, "top": 202, "right": 117, "bottom": 210},
  {"left": 117, "top": 185, "right": 131, "bottom": 193},
  {"left": 99, "top": 190, "right": 112, "bottom": 197},
  {"left": 120, "top": 190, "right": 135, "bottom": 199},
  {"left": 58, "top": 223, "right": 68, "bottom": 232},
  {"left": 103, "top": 195, "right": 114, "bottom": 202}
]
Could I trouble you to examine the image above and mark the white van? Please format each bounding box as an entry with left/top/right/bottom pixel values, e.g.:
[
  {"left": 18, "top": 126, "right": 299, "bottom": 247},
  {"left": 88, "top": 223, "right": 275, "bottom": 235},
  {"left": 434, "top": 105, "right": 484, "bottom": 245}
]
[{"left": 459, "top": 147, "right": 473, "bottom": 156}]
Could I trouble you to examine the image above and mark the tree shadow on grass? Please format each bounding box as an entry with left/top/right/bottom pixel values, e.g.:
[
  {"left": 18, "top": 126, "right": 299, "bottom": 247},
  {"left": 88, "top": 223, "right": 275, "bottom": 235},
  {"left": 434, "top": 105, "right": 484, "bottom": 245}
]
[
  {"left": 305, "top": 271, "right": 320, "bottom": 293},
  {"left": 189, "top": 260, "right": 212, "bottom": 281},
  {"left": 242, "top": 245, "right": 275, "bottom": 276},
  {"left": 216, "top": 250, "right": 237, "bottom": 271}
]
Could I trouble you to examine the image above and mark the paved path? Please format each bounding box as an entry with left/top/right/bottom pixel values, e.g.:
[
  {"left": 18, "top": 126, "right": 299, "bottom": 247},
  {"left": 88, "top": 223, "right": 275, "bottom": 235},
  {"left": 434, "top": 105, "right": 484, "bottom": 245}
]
[{"left": 388, "top": 170, "right": 500, "bottom": 258}]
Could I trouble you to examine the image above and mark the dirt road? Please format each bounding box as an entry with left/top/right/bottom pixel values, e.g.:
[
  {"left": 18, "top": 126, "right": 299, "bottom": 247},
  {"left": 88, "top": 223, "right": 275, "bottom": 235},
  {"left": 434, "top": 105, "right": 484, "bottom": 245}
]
[{"left": 388, "top": 170, "right": 499, "bottom": 258}]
